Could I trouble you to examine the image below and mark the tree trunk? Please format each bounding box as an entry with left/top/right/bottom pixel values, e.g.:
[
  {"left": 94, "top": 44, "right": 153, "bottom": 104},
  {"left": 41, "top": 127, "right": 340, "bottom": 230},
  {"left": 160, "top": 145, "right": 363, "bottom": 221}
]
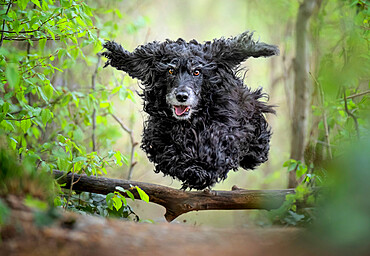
[{"left": 289, "top": 0, "right": 321, "bottom": 188}]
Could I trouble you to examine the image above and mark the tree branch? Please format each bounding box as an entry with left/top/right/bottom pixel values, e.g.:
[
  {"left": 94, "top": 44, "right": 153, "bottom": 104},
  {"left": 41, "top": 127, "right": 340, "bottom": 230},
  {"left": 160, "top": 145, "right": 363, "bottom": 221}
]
[
  {"left": 0, "top": 0, "right": 12, "bottom": 48},
  {"left": 9, "top": 94, "right": 64, "bottom": 115},
  {"left": 346, "top": 90, "right": 370, "bottom": 100},
  {"left": 310, "top": 72, "right": 332, "bottom": 159},
  {"left": 52, "top": 170, "right": 316, "bottom": 222},
  {"left": 91, "top": 53, "right": 101, "bottom": 152},
  {"left": 110, "top": 114, "right": 138, "bottom": 180},
  {"left": 4, "top": 115, "right": 36, "bottom": 121},
  {"left": 343, "top": 90, "right": 360, "bottom": 139}
]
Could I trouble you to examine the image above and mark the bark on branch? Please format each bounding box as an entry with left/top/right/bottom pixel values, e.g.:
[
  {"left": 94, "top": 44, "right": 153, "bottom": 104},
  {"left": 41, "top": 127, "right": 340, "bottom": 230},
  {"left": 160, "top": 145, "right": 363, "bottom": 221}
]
[{"left": 53, "top": 170, "right": 316, "bottom": 222}]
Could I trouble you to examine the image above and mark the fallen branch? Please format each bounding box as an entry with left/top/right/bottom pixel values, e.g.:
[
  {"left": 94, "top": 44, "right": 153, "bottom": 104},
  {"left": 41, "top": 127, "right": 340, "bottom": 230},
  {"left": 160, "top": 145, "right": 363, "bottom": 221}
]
[{"left": 53, "top": 170, "right": 315, "bottom": 222}]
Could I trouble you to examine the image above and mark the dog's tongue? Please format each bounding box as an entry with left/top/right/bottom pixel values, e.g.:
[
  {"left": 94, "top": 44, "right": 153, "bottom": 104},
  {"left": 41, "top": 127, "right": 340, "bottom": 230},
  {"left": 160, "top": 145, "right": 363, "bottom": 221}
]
[{"left": 174, "top": 106, "right": 189, "bottom": 116}]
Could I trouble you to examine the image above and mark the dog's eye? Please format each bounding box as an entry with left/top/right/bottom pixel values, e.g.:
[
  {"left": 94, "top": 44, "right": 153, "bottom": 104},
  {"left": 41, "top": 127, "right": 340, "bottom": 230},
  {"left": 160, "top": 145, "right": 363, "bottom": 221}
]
[
  {"left": 193, "top": 70, "right": 200, "bottom": 76},
  {"left": 168, "top": 68, "right": 175, "bottom": 75}
]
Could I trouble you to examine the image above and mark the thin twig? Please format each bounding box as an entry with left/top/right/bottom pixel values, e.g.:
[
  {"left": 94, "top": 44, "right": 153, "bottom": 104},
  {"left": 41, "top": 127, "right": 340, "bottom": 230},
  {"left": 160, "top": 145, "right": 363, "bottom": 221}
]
[
  {"left": 64, "top": 164, "right": 75, "bottom": 210},
  {"left": 111, "top": 114, "right": 138, "bottom": 180},
  {"left": 0, "top": 0, "right": 12, "bottom": 48},
  {"left": 281, "top": 53, "right": 294, "bottom": 119},
  {"left": 4, "top": 115, "right": 36, "bottom": 121},
  {"left": 346, "top": 90, "right": 370, "bottom": 100},
  {"left": 91, "top": 53, "right": 102, "bottom": 152},
  {"left": 0, "top": 9, "right": 62, "bottom": 34},
  {"left": 72, "top": 174, "right": 82, "bottom": 185},
  {"left": 10, "top": 94, "right": 64, "bottom": 115},
  {"left": 343, "top": 90, "right": 360, "bottom": 139},
  {"left": 309, "top": 72, "right": 332, "bottom": 159}
]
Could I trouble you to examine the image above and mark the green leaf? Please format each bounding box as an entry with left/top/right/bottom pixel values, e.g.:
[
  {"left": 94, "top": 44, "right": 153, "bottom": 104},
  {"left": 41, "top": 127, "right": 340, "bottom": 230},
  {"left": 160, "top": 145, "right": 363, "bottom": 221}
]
[
  {"left": 18, "top": 0, "right": 30, "bottom": 10},
  {"left": 99, "top": 102, "right": 110, "bottom": 108},
  {"left": 54, "top": 196, "right": 62, "bottom": 207},
  {"left": 106, "top": 193, "right": 114, "bottom": 210},
  {"left": 72, "top": 156, "right": 87, "bottom": 163},
  {"left": 0, "top": 120, "right": 14, "bottom": 132},
  {"left": 43, "top": 83, "right": 54, "bottom": 100},
  {"left": 41, "top": 0, "right": 49, "bottom": 11},
  {"left": 76, "top": 16, "right": 86, "bottom": 26},
  {"left": 121, "top": 196, "right": 127, "bottom": 206},
  {"left": 36, "top": 86, "right": 47, "bottom": 103},
  {"left": 135, "top": 186, "right": 149, "bottom": 203},
  {"left": 39, "top": 38, "right": 47, "bottom": 52},
  {"left": 5, "top": 64, "right": 20, "bottom": 89},
  {"left": 288, "top": 162, "right": 297, "bottom": 172},
  {"left": 31, "top": 0, "right": 42, "bottom": 8},
  {"left": 96, "top": 115, "right": 107, "bottom": 125},
  {"left": 114, "top": 151, "right": 122, "bottom": 166},
  {"left": 82, "top": 3, "right": 93, "bottom": 16},
  {"left": 1, "top": 102, "right": 10, "bottom": 115},
  {"left": 45, "top": 26, "right": 55, "bottom": 40},
  {"left": 31, "top": 126, "right": 40, "bottom": 139},
  {"left": 296, "top": 164, "right": 307, "bottom": 179},
  {"left": 126, "top": 89, "right": 136, "bottom": 103},
  {"left": 9, "top": 137, "right": 18, "bottom": 150},
  {"left": 112, "top": 196, "right": 122, "bottom": 211},
  {"left": 282, "top": 160, "right": 290, "bottom": 167},
  {"left": 20, "top": 118, "right": 32, "bottom": 134},
  {"left": 111, "top": 85, "right": 122, "bottom": 95},
  {"left": 41, "top": 109, "right": 53, "bottom": 125},
  {"left": 126, "top": 190, "right": 135, "bottom": 201},
  {"left": 60, "top": 0, "right": 71, "bottom": 8}
]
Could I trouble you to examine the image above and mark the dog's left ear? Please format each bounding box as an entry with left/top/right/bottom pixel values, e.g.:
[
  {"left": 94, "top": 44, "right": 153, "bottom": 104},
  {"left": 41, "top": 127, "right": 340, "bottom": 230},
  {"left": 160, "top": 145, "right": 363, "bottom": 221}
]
[
  {"left": 102, "top": 41, "right": 160, "bottom": 82},
  {"left": 209, "top": 31, "right": 279, "bottom": 68}
]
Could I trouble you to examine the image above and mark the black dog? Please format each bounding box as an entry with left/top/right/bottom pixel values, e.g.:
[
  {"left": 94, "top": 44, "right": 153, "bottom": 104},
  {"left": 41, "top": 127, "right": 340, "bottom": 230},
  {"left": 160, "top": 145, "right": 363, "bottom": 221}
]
[{"left": 102, "top": 31, "right": 278, "bottom": 190}]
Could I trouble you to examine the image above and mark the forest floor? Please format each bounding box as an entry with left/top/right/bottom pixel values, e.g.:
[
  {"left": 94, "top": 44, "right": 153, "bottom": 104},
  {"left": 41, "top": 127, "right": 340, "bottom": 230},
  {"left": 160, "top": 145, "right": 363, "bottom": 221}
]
[{"left": 0, "top": 195, "right": 332, "bottom": 256}]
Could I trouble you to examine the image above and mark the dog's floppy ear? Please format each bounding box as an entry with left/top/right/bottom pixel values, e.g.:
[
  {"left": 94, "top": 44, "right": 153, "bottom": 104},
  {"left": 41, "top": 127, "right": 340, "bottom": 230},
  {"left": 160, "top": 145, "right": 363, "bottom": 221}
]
[
  {"left": 102, "top": 41, "right": 159, "bottom": 82},
  {"left": 209, "top": 31, "right": 279, "bottom": 68}
]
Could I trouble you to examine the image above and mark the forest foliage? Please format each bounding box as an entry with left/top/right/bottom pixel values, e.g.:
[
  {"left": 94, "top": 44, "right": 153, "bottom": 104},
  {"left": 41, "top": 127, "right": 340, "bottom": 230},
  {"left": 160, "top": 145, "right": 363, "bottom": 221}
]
[
  {"left": 264, "top": 0, "right": 369, "bottom": 227},
  {"left": 0, "top": 0, "right": 369, "bottom": 232},
  {"left": 0, "top": 0, "right": 148, "bottom": 220}
]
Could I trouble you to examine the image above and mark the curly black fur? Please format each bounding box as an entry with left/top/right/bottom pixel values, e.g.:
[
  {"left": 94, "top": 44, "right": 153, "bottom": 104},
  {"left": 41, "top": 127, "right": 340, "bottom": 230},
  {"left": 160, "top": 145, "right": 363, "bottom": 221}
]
[{"left": 102, "top": 31, "right": 279, "bottom": 190}]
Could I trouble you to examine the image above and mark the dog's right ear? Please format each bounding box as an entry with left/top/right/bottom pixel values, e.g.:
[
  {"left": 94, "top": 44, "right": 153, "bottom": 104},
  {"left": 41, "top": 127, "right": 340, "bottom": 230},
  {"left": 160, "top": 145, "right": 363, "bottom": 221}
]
[
  {"left": 209, "top": 31, "right": 279, "bottom": 68},
  {"left": 102, "top": 41, "right": 159, "bottom": 82}
]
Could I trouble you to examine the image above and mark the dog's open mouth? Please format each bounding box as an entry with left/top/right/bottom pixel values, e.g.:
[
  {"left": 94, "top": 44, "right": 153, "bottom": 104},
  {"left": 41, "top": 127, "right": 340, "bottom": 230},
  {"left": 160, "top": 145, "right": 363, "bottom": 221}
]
[{"left": 174, "top": 105, "right": 190, "bottom": 117}]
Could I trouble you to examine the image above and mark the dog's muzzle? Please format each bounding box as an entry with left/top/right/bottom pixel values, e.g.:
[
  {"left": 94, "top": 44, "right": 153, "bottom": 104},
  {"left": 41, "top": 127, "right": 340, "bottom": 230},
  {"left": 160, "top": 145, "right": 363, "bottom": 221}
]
[{"left": 166, "top": 87, "right": 198, "bottom": 120}]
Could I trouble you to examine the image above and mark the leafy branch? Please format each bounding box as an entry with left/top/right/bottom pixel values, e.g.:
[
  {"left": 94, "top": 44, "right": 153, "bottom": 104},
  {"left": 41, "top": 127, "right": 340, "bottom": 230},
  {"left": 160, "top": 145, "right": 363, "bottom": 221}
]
[{"left": 0, "top": 0, "right": 12, "bottom": 47}]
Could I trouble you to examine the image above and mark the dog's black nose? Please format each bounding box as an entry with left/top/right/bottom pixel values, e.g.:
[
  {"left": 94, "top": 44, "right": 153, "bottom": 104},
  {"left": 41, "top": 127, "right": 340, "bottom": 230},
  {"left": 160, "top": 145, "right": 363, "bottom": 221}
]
[{"left": 176, "top": 91, "right": 189, "bottom": 102}]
